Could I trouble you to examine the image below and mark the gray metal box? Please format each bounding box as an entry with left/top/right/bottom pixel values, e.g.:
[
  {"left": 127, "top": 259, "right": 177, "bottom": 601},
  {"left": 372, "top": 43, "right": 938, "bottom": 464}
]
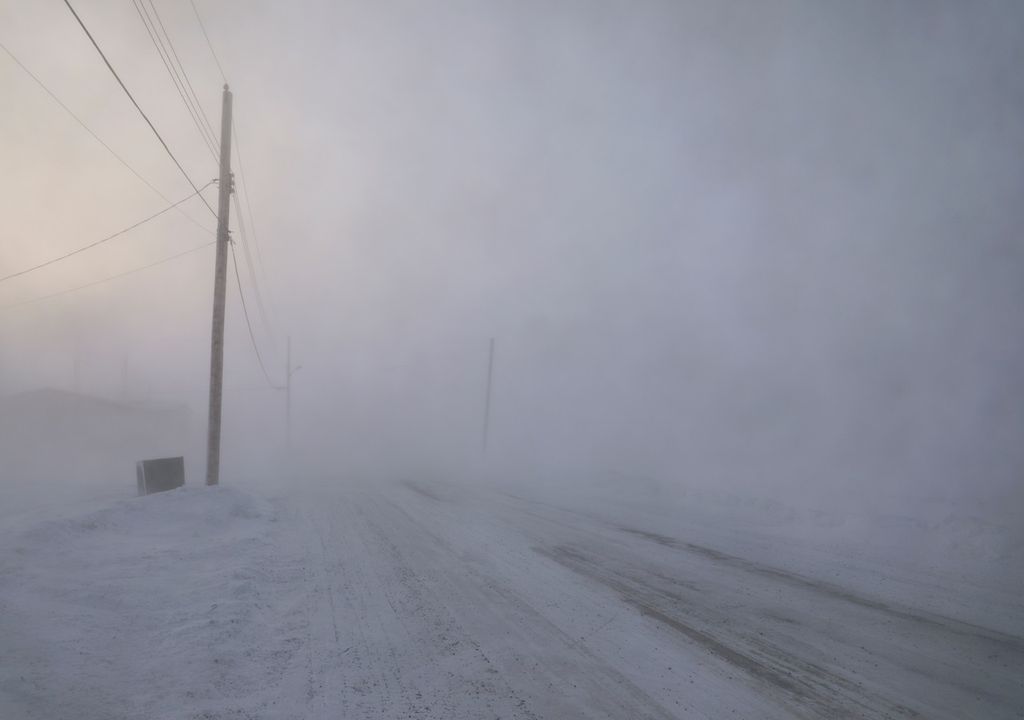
[{"left": 136, "top": 456, "right": 185, "bottom": 496}]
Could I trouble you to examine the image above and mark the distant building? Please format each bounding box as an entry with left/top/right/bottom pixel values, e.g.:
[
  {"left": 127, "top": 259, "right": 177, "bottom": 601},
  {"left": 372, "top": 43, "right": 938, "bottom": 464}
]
[{"left": 0, "top": 388, "right": 193, "bottom": 510}]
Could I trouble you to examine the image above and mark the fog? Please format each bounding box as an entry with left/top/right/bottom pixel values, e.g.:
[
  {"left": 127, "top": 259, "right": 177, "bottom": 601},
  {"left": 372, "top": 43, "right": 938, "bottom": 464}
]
[
  {"left": 5, "top": 4, "right": 1024, "bottom": 717},
  {"left": 2, "top": 1, "right": 1022, "bottom": 542}
]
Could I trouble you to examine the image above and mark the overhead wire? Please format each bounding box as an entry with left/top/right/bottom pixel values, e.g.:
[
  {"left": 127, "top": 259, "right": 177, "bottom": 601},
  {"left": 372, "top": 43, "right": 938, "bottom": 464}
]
[
  {"left": 7, "top": 1, "right": 276, "bottom": 391},
  {"left": 231, "top": 192, "right": 273, "bottom": 337},
  {"left": 224, "top": 89, "right": 276, "bottom": 354},
  {"left": 132, "top": 0, "right": 273, "bottom": 359},
  {"left": 61, "top": 0, "right": 217, "bottom": 218},
  {"left": 0, "top": 242, "right": 215, "bottom": 313},
  {"left": 229, "top": 239, "right": 278, "bottom": 388},
  {"left": 185, "top": 4, "right": 280, "bottom": 363},
  {"left": 145, "top": 0, "right": 220, "bottom": 145},
  {"left": 231, "top": 116, "right": 270, "bottom": 293},
  {"left": 130, "top": 0, "right": 219, "bottom": 162},
  {"left": 188, "top": 0, "right": 227, "bottom": 85},
  {"left": 0, "top": 40, "right": 215, "bottom": 237},
  {"left": 178, "top": 0, "right": 280, "bottom": 381},
  {"left": 0, "top": 182, "right": 213, "bottom": 284}
]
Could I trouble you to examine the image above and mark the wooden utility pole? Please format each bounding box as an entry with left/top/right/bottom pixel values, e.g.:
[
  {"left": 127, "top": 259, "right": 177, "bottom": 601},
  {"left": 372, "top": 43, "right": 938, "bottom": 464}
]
[
  {"left": 205, "top": 84, "right": 233, "bottom": 486},
  {"left": 482, "top": 337, "right": 495, "bottom": 452}
]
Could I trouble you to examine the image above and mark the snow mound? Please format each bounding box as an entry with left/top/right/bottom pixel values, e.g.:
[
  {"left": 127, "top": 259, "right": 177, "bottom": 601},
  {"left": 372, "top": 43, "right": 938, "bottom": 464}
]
[{"left": 0, "top": 485, "right": 307, "bottom": 720}]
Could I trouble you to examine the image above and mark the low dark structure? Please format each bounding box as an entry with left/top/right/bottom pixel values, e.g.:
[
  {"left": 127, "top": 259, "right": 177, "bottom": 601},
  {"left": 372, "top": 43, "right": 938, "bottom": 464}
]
[{"left": 136, "top": 456, "right": 185, "bottom": 496}]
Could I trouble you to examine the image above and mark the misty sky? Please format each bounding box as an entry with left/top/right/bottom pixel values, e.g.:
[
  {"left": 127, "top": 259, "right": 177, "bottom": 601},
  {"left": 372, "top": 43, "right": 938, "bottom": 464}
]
[{"left": 1, "top": 1, "right": 1021, "bottom": 507}]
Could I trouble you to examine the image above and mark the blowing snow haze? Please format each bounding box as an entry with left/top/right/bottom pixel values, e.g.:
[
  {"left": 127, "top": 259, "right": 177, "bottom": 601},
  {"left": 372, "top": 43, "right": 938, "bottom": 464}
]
[
  {"left": 3, "top": 1, "right": 1021, "bottom": 514},
  {"left": 1, "top": 2, "right": 1023, "bottom": 716}
]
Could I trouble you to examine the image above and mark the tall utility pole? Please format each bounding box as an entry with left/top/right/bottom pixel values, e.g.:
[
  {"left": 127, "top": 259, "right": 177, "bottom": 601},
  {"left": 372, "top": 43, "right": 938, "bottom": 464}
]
[
  {"left": 205, "top": 84, "right": 233, "bottom": 486},
  {"left": 482, "top": 337, "right": 495, "bottom": 452},
  {"left": 284, "top": 335, "right": 301, "bottom": 451}
]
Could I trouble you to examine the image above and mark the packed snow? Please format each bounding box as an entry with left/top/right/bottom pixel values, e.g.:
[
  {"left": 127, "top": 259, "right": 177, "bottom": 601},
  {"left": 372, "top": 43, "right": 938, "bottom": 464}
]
[{"left": 1, "top": 478, "right": 1021, "bottom": 719}]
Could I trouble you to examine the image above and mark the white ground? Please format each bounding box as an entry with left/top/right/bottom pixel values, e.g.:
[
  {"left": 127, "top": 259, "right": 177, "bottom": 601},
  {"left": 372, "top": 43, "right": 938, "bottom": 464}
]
[{"left": 1, "top": 478, "right": 1021, "bottom": 719}]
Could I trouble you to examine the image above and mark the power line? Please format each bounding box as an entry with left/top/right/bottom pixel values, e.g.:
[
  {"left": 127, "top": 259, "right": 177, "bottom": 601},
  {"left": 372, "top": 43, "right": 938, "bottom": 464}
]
[
  {"left": 231, "top": 115, "right": 270, "bottom": 293},
  {"left": 229, "top": 240, "right": 277, "bottom": 388},
  {"left": 185, "top": 15, "right": 277, "bottom": 346},
  {"left": 0, "top": 242, "right": 214, "bottom": 313},
  {"left": 132, "top": 0, "right": 214, "bottom": 157},
  {"left": 0, "top": 40, "right": 214, "bottom": 237},
  {"left": 61, "top": 0, "right": 217, "bottom": 218},
  {"left": 231, "top": 191, "right": 274, "bottom": 339},
  {"left": 180, "top": 5, "right": 279, "bottom": 389},
  {"left": 145, "top": 0, "right": 219, "bottom": 145},
  {"left": 131, "top": 0, "right": 218, "bottom": 161},
  {"left": 188, "top": 0, "right": 227, "bottom": 84},
  {"left": 0, "top": 182, "right": 213, "bottom": 284}
]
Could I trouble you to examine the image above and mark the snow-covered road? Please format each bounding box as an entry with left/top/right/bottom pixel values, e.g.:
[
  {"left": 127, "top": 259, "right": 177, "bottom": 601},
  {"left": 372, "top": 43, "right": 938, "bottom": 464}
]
[
  {"left": 291, "top": 480, "right": 1023, "bottom": 719},
  {"left": 2, "top": 479, "right": 1021, "bottom": 719}
]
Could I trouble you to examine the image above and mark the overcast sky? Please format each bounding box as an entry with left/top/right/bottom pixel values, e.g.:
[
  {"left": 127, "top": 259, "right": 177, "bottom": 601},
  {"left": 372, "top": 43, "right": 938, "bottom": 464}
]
[{"left": 1, "top": 1, "right": 1022, "bottom": 508}]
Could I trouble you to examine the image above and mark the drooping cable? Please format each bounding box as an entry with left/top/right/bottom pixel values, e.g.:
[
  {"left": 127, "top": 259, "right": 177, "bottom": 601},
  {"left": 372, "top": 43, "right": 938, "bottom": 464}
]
[
  {"left": 229, "top": 239, "right": 278, "bottom": 388},
  {"left": 0, "top": 243, "right": 215, "bottom": 312},
  {"left": 184, "top": 0, "right": 279, "bottom": 379},
  {"left": 0, "top": 40, "right": 214, "bottom": 237},
  {"left": 130, "top": 0, "right": 218, "bottom": 161},
  {"left": 231, "top": 116, "right": 270, "bottom": 294},
  {"left": 145, "top": 0, "right": 219, "bottom": 145},
  {"left": 0, "top": 182, "right": 213, "bottom": 284},
  {"left": 183, "top": 13, "right": 277, "bottom": 348},
  {"left": 61, "top": 0, "right": 217, "bottom": 218},
  {"left": 231, "top": 192, "right": 273, "bottom": 339},
  {"left": 188, "top": 0, "right": 227, "bottom": 84}
]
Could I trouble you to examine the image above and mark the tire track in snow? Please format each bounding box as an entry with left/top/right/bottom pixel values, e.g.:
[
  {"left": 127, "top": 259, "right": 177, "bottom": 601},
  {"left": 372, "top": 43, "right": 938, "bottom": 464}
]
[
  {"left": 616, "top": 525, "right": 1024, "bottom": 654},
  {"left": 400, "top": 480, "right": 1024, "bottom": 719},
  {"left": 376, "top": 489, "right": 681, "bottom": 720},
  {"left": 354, "top": 495, "right": 539, "bottom": 719},
  {"left": 293, "top": 486, "right": 543, "bottom": 719},
  {"left": 535, "top": 544, "right": 907, "bottom": 719},
  {"left": 316, "top": 531, "right": 341, "bottom": 645}
]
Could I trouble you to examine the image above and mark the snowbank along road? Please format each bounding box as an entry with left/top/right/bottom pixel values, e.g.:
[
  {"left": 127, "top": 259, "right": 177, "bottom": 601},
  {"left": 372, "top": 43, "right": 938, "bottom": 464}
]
[{"left": 1, "top": 479, "right": 1021, "bottom": 719}]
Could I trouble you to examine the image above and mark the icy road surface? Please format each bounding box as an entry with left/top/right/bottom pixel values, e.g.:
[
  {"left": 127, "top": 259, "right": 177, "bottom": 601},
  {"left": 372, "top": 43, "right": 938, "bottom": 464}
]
[{"left": 1, "top": 479, "right": 1021, "bottom": 719}]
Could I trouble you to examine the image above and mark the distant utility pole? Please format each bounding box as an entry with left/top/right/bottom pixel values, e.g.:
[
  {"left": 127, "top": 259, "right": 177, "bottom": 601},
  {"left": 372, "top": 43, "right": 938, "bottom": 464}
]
[
  {"left": 73, "top": 343, "right": 81, "bottom": 393},
  {"left": 72, "top": 330, "right": 82, "bottom": 393},
  {"left": 205, "top": 84, "right": 233, "bottom": 486},
  {"left": 284, "top": 335, "right": 301, "bottom": 450},
  {"left": 482, "top": 337, "right": 495, "bottom": 452}
]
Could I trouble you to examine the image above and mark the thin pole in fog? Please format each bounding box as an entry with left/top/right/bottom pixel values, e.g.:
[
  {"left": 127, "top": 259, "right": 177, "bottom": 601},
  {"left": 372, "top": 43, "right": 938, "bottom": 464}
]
[
  {"left": 287, "top": 336, "right": 291, "bottom": 450},
  {"left": 72, "top": 340, "right": 81, "bottom": 393},
  {"left": 482, "top": 337, "right": 495, "bottom": 453},
  {"left": 284, "top": 335, "right": 302, "bottom": 451},
  {"left": 205, "top": 84, "right": 233, "bottom": 486}
]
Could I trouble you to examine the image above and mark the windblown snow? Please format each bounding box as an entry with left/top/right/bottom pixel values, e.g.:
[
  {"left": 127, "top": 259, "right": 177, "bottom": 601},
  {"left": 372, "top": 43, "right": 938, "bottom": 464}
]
[{"left": 1, "top": 480, "right": 1021, "bottom": 719}]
